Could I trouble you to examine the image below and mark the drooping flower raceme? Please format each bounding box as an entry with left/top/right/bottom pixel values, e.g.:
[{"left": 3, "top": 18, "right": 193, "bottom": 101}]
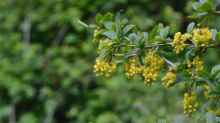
[
  {"left": 94, "top": 59, "right": 116, "bottom": 77},
  {"left": 183, "top": 92, "right": 199, "bottom": 115},
  {"left": 142, "top": 67, "right": 159, "bottom": 85},
  {"left": 162, "top": 69, "right": 176, "bottom": 88},
  {"left": 172, "top": 32, "right": 191, "bottom": 54},
  {"left": 187, "top": 56, "right": 204, "bottom": 75},
  {"left": 124, "top": 57, "right": 142, "bottom": 78},
  {"left": 142, "top": 50, "right": 164, "bottom": 86}
]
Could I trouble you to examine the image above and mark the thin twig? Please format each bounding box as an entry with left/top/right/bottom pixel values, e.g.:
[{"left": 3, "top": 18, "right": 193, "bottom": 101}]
[
  {"left": 21, "top": 15, "right": 31, "bottom": 44},
  {"left": 163, "top": 57, "right": 177, "bottom": 68},
  {"left": 144, "top": 43, "right": 172, "bottom": 48}
]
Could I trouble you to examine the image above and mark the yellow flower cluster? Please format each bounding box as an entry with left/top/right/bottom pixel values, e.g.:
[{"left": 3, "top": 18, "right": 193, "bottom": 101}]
[
  {"left": 124, "top": 58, "right": 142, "bottom": 78},
  {"left": 93, "top": 59, "right": 116, "bottom": 77},
  {"left": 192, "top": 27, "right": 212, "bottom": 47},
  {"left": 143, "top": 50, "right": 164, "bottom": 67},
  {"left": 142, "top": 67, "right": 158, "bottom": 85},
  {"left": 187, "top": 56, "right": 204, "bottom": 74},
  {"left": 172, "top": 32, "right": 191, "bottom": 54},
  {"left": 142, "top": 51, "right": 164, "bottom": 86},
  {"left": 183, "top": 92, "right": 199, "bottom": 115},
  {"left": 162, "top": 70, "right": 176, "bottom": 88},
  {"left": 172, "top": 28, "right": 212, "bottom": 53}
]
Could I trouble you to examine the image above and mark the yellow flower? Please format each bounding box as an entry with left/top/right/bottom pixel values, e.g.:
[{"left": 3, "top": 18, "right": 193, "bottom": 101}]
[
  {"left": 144, "top": 50, "right": 164, "bottom": 69},
  {"left": 162, "top": 70, "right": 176, "bottom": 88},
  {"left": 142, "top": 50, "right": 164, "bottom": 86},
  {"left": 183, "top": 92, "right": 199, "bottom": 116},
  {"left": 142, "top": 67, "right": 158, "bottom": 86},
  {"left": 93, "top": 58, "right": 116, "bottom": 77},
  {"left": 124, "top": 58, "right": 142, "bottom": 78},
  {"left": 172, "top": 32, "right": 191, "bottom": 54},
  {"left": 192, "top": 27, "right": 212, "bottom": 47},
  {"left": 187, "top": 56, "right": 204, "bottom": 75}
]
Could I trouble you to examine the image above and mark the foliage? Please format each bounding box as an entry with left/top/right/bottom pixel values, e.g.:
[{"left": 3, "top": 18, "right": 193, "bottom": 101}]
[
  {"left": 0, "top": 0, "right": 219, "bottom": 123},
  {"left": 92, "top": 0, "right": 220, "bottom": 118}
]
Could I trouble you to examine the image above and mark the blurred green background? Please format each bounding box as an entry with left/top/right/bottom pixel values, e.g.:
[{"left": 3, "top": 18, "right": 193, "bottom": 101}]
[{"left": 0, "top": 0, "right": 211, "bottom": 123}]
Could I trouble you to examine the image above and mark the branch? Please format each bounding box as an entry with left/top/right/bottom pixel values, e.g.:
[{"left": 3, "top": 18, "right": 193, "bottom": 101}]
[
  {"left": 53, "top": 25, "right": 68, "bottom": 45},
  {"left": 21, "top": 14, "right": 31, "bottom": 44},
  {"left": 163, "top": 57, "right": 177, "bottom": 68},
  {"left": 9, "top": 103, "right": 16, "bottom": 123},
  {"left": 144, "top": 43, "right": 172, "bottom": 48},
  {"left": 43, "top": 94, "right": 62, "bottom": 123}
]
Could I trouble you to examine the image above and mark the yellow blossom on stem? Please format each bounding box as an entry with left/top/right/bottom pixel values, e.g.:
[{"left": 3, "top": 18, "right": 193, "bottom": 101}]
[
  {"left": 142, "top": 50, "right": 164, "bottom": 86},
  {"left": 192, "top": 27, "right": 212, "bottom": 47},
  {"left": 187, "top": 56, "right": 204, "bottom": 75},
  {"left": 93, "top": 58, "right": 116, "bottom": 77},
  {"left": 183, "top": 92, "right": 199, "bottom": 116},
  {"left": 124, "top": 58, "right": 142, "bottom": 78},
  {"left": 144, "top": 50, "right": 164, "bottom": 69},
  {"left": 172, "top": 32, "right": 191, "bottom": 54},
  {"left": 192, "top": 56, "right": 204, "bottom": 73},
  {"left": 162, "top": 69, "right": 176, "bottom": 88},
  {"left": 142, "top": 67, "right": 158, "bottom": 86}
]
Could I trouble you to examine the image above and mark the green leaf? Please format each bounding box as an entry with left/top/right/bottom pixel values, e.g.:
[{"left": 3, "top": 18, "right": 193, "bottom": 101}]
[
  {"left": 142, "top": 32, "right": 148, "bottom": 41},
  {"left": 198, "top": 0, "right": 214, "bottom": 12},
  {"left": 96, "top": 13, "right": 103, "bottom": 24},
  {"left": 123, "top": 24, "right": 135, "bottom": 35},
  {"left": 104, "top": 13, "right": 113, "bottom": 21},
  {"left": 95, "top": 13, "right": 113, "bottom": 25},
  {"left": 149, "top": 24, "right": 160, "bottom": 40},
  {"left": 128, "top": 33, "right": 140, "bottom": 43},
  {"left": 102, "top": 31, "right": 117, "bottom": 40},
  {"left": 186, "top": 22, "right": 195, "bottom": 33},
  {"left": 159, "top": 26, "right": 170, "bottom": 38},
  {"left": 211, "top": 64, "right": 220, "bottom": 77},
  {"left": 193, "top": 0, "right": 214, "bottom": 12},
  {"left": 103, "top": 22, "right": 113, "bottom": 30},
  {"left": 77, "top": 20, "right": 89, "bottom": 28},
  {"left": 215, "top": 72, "right": 220, "bottom": 82}
]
